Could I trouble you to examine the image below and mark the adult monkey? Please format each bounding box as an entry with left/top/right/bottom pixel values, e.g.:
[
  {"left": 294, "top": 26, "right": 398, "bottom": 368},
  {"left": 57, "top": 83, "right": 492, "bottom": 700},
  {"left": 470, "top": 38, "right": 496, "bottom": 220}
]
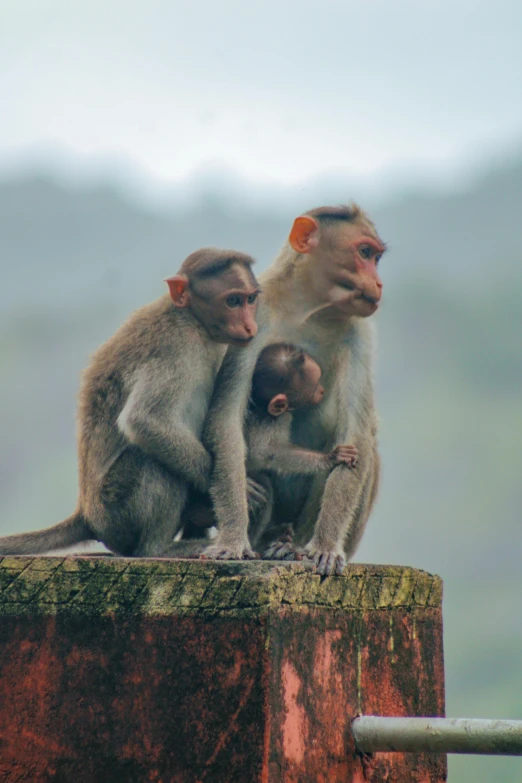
[
  {"left": 0, "top": 248, "right": 262, "bottom": 558},
  {"left": 202, "top": 205, "right": 385, "bottom": 575}
]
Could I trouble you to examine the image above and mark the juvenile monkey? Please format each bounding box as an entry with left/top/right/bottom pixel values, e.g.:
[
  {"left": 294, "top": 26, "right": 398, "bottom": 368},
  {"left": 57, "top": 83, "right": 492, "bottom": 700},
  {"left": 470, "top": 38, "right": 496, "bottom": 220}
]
[
  {"left": 0, "top": 248, "right": 261, "bottom": 557},
  {"left": 200, "top": 204, "right": 385, "bottom": 575}
]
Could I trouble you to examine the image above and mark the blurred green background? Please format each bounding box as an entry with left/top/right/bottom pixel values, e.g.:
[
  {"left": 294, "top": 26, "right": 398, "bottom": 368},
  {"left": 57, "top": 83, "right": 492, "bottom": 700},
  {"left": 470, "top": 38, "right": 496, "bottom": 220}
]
[
  {"left": 1, "top": 1, "right": 522, "bottom": 779},
  {"left": 1, "top": 161, "right": 521, "bottom": 781}
]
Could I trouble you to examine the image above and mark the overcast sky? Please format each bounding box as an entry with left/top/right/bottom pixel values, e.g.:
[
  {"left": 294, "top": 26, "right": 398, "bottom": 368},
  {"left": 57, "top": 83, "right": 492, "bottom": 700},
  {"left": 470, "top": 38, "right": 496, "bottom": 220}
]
[{"left": 1, "top": 0, "right": 521, "bottom": 192}]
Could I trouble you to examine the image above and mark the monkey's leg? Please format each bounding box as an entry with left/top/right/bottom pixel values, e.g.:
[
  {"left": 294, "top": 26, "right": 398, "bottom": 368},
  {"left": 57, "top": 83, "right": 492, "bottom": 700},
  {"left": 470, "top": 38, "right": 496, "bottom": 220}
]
[
  {"left": 96, "top": 452, "right": 190, "bottom": 558},
  {"left": 309, "top": 446, "right": 379, "bottom": 567},
  {"left": 342, "top": 447, "right": 380, "bottom": 560},
  {"left": 264, "top": 474, "right": 324, "bottom": 562},
  {"left": 133, "top": 461, "right": 190, "bottom": 557},
  {"left": 180, "top": 476, "right": 270, "bottom": 541},
  {"left": 255, "top": 486, "right": 303, "bottom": 560},
  {"left": 178, "top": 475, "right": 272, "bottom": 560},
  {"left": 248, "top": 474, "right": 274, "bottom": 550},
  {"left": 256, "top": 476, "right": 308, "bottom": 561},
  {"left": 297, "top": 451, "right": 375, "bottom": 576},
  {"left": 138, "top": 467, "right": 277, "bottom": 559},
  {"left": 292, "top": 474, "right": 326, "bottom": 545}
]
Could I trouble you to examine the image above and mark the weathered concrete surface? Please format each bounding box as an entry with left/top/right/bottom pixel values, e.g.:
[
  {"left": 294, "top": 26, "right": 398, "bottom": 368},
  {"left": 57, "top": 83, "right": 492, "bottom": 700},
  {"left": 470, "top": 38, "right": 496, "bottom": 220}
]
[{"left": 0, "top": 556, "right": 446, "bottom": 782}]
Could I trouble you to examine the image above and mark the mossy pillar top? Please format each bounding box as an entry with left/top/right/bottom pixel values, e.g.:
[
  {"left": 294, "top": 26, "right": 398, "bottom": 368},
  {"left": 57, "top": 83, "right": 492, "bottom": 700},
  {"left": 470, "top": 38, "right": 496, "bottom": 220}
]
[{"left": 0, "top": 556, "right": 446, "bottom": 782}]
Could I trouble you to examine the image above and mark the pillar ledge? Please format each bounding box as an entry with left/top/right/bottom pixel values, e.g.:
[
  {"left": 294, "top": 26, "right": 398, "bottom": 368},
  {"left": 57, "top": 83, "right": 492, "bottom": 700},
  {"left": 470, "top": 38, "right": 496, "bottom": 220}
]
[{"left": 0, "top": 556, "right": 442, "bottom": 616}]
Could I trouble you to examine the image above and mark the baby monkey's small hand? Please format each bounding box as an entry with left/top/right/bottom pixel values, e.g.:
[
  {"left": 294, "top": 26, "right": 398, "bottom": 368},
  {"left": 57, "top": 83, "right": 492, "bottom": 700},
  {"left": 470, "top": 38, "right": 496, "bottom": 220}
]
[{"left": 327, "top": 445, "right": 358, "bottom": 468}]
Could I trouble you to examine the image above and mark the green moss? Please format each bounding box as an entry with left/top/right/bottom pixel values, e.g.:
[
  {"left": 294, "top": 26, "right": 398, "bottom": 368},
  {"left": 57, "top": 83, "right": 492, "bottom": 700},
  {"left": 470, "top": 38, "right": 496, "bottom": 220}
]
[{"left": 0, "top": 556, "right": 442, "bottom": 617}]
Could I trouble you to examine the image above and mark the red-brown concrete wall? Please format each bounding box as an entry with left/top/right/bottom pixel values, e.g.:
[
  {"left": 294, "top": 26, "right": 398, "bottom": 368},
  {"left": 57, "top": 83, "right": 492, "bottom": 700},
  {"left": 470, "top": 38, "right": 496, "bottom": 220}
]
[
  {"left": 0, "top": 614, "right": 269, "bottom": 782},
  {"left": 0, "top": 557, "right": 446, "bottom": 782},
  {"left": 268, "top": 607, "right": 445, "bottom": 782}
]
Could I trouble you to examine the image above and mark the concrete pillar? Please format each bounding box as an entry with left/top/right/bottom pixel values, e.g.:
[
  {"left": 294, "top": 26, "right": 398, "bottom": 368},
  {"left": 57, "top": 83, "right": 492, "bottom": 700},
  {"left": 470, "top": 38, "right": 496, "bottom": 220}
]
[{"left": 0, "top": 556, "right": 446, "bottom": 782}]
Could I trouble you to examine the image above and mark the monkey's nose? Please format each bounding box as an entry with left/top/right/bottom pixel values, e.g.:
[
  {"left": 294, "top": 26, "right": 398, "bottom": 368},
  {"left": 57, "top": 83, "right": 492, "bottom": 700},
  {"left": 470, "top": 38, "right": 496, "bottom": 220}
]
[
  {"left": 243, "top": 319, "right": 258, "bottom": 338},
  {"left": 366, "top": 281, "right": 383, "bottom": 304}
]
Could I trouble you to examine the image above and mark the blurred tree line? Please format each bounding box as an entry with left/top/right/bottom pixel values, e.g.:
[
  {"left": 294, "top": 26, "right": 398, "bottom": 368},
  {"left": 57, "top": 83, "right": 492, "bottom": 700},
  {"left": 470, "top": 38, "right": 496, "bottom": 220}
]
[{"left": 1, "top": 159, "right": 521, "bottom": 782}]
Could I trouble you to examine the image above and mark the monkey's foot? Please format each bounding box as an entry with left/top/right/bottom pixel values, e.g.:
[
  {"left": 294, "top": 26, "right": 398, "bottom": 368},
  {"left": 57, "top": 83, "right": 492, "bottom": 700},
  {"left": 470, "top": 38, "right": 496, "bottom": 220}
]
[
  {"left": 201, "top": 542, "right": 260, "bottom": 561},
  {"left": 262, "top": 538, "right": 304, "bottom": 562},
  {"left": 305, "top": 545, "right": 346, "bottom": 576},
  {"left": 159, "top": 540, "right": 207, "bottom": 558}
]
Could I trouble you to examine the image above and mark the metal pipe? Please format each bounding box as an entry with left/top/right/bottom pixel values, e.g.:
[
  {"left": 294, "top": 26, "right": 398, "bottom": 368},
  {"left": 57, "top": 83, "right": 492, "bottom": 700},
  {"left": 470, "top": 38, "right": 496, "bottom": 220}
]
[{"left": 352, "top": 717, "right": 522, "bottom": 756}]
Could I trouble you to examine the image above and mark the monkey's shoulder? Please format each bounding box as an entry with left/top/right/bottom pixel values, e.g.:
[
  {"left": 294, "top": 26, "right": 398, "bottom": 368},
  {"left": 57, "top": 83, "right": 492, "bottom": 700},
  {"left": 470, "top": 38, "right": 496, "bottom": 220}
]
[
  {"left": 245, "top": 409, "right": 292, "bottom": 473},
  {"left": 246, "top": 408, "right": 292, "bottom": 444},
  {"left": 87, "top": 296, "right": 223, "bottom": 377}
]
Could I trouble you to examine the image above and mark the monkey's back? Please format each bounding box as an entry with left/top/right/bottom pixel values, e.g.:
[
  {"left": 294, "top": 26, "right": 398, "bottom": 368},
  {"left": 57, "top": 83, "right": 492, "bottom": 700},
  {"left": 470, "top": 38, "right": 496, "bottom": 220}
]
[{"left": 76, "top": 295, "right": 189, "bottom": 503}]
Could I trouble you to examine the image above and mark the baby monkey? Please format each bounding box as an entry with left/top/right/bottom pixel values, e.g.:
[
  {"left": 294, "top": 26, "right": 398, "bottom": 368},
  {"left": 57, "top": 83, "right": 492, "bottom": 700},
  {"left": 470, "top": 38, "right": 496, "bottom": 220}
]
[
  {"left": 247, "top": 342, "right": 358, "bottom": 474},
  {"left": 182, "top": 342, "right": 357, "bottom": 559},
  {"left": 246, "top": 342, "right": 358, "bottom": 560}
]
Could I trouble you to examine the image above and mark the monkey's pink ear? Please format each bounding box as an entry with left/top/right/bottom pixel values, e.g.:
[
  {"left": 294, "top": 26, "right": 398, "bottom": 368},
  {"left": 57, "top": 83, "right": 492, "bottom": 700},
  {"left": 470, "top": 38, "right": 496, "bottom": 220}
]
[
  {"left": 165, "top": 275, "right": 190, "bottom": 307},
  {"left": 267, "top": 394, "right": 289, "bottom": 417},
  {"left": 289, "top": 216, "right": 319, "bottom": 253}
]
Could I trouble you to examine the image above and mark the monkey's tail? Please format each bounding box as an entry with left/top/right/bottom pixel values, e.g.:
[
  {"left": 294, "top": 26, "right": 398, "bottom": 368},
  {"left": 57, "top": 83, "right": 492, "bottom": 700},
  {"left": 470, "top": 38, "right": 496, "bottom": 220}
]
[{"left": 0, "top": 512, "right": 94, "bottom": 555}]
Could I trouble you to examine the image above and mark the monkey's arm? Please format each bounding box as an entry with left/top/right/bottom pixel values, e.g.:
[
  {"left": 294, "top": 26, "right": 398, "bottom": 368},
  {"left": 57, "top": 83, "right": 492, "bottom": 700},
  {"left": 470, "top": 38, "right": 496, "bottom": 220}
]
[
  {"left": 117, "top": 370, "right": 212, "bottom": 493},
  {"left": 203, "top": 342, "right": 266, "bottom": 559},
  {"left": 247, "top": 416, "right": 325, "bottom": 476},
  {"left": 249, "top": 415, "right": 357, "bottom": 477},
  {"left": 267, "top": 446, "right": 330, "bottom": 475},
  {"left": 252, "top": 443, "right": 329, "bottom": 476}
]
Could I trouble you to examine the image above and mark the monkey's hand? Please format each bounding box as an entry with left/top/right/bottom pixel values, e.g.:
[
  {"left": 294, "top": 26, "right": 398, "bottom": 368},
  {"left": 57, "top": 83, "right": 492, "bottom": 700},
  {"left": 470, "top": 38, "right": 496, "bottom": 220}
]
[
  {"left": 304, "top": 539, "right": 346, "bottom": 576},
  {"left": 247, "top": 477, "right": 269, "bottom": 515},
  {"left": 262, "top": 525, "right": 304, "bottom": 561},
  {"left": 327, "top": 445, "right": 358, "bottom": 468},
  {"left": 201, "top": 540, "right": 260, "bottom": 561}
]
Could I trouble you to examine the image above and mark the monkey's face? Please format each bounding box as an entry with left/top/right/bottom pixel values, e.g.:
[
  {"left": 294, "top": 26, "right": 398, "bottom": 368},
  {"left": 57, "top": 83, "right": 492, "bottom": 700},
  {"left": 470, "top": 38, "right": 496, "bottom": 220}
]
[
  {"left": 190, "top": 264, "right": 260, "bottom": 345},
  {"left": 311, "top": 222, "right": 384, "bottom": 319}
]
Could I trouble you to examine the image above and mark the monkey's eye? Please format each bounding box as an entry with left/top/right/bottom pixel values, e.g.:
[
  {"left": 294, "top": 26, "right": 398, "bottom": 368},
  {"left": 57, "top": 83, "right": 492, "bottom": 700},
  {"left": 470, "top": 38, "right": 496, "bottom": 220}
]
[
  {"left": 226, "top": 295, "right": 241, "bottom": 308},
  {"left": 359, "top": 245, "right": 372, "bottom": 260},
  {"left": 247, "top": 293, "right": 258, "bottom": 305}
]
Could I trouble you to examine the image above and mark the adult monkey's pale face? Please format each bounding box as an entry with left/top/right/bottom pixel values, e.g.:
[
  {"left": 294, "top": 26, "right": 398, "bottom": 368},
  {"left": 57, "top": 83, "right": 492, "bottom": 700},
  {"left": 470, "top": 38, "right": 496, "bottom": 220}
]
[{"left": 289, "top": 216, "right": 385, "bottom": 319}]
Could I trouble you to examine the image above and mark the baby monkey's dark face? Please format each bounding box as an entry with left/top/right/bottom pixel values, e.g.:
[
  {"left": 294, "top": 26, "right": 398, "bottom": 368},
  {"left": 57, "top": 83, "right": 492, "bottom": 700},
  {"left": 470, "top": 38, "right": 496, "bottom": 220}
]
[{"left": 293, "top": 355, "right": 325, "bottom": 408}]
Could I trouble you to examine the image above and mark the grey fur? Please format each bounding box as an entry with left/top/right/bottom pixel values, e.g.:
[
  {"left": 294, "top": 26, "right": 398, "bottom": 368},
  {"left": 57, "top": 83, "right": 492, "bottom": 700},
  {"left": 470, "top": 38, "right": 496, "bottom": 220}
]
[
  {"left": 0, "top": 250, "right": 258, "bottom": 557},
  {"left": 199, "top": 207, "right": 383, "bottom": 574}
]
